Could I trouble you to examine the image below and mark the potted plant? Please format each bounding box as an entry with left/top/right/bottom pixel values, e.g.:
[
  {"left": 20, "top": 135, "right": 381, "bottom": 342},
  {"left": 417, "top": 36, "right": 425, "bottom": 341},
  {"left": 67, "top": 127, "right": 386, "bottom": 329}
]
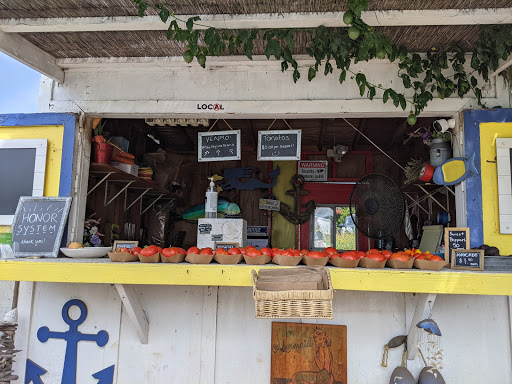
[{"left": 92, "top": 119, "right": 112, "bottom": 163}]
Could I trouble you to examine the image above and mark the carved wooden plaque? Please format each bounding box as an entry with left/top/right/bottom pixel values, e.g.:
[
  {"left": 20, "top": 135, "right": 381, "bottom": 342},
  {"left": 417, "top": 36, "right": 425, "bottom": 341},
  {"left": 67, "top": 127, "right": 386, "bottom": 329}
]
[{"left": 271, "top": 322, "right": 347, "bottom": 384}]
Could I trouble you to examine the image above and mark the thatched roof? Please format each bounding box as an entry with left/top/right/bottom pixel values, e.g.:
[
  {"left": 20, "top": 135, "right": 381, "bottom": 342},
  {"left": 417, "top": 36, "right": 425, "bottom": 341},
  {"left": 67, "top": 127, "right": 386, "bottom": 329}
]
[
  {"left": 1, "top": 0, "right": 511, "bottom": 18},
  {"left": 0, "top": 1, "right": 510, "bottom": 67}
]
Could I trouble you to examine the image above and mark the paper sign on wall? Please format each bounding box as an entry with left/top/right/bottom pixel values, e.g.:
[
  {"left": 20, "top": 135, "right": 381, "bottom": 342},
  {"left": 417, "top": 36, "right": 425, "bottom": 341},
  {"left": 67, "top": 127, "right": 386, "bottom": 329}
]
[
  {"left": 259, "top": 199, "right": 281, "bottom": 211},
  {"left": 298, "top": 160, "right": 328, "bottom": 181}
]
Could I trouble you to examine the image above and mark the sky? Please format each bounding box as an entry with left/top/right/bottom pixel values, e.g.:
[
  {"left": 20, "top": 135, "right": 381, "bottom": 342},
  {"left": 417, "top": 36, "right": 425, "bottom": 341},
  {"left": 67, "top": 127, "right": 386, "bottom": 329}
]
[{"left": 0, "top": 52, "right": 41, "bottom": 114}]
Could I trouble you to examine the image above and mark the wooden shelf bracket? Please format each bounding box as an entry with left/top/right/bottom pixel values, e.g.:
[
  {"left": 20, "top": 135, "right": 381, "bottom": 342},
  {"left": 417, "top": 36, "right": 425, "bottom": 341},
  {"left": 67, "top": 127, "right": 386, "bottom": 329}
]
[
  {"left": 87, "top": 171, "right": 114, "bottom": 196},
  {"left": 141, "top": 194, "right": 164, "bottom": 215},
  {"left": 104, "top": 180, "right": 134, "bottom": 206},
  {"left": 114, "top": 284, "right": 149, "bottom": 344},
  {"left": 407, "top": 293, "right": 437, "bottom": 360},
  {"left": 124, "top": 188, "right": 151, "bottom": 211}
]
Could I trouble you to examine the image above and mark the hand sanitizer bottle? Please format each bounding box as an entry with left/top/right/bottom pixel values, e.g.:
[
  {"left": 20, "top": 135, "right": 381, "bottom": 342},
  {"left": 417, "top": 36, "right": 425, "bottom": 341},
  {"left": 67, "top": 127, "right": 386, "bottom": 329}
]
[{"left": 205, "top": 177, "right": 218, "bottom": 218}]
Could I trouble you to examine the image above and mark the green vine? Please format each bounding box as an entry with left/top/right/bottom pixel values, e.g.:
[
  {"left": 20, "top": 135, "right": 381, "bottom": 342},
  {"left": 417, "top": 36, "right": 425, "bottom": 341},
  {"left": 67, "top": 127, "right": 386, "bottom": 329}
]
[{"left": 133, "top": 0, "right": 512, "bottom": 124}]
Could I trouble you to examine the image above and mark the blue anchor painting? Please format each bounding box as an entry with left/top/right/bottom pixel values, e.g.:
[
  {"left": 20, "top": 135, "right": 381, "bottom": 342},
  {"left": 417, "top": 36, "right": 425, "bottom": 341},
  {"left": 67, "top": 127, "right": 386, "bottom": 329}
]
[{"left": 25, "top": 299, "right": 114, "bottom": 384}]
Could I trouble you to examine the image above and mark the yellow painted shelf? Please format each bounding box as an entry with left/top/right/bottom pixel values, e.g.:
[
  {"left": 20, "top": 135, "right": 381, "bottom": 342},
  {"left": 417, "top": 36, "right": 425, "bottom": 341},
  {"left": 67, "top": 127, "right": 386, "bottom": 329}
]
[{"left": 0, "top": 258, "right": 511, "bottom": 296}]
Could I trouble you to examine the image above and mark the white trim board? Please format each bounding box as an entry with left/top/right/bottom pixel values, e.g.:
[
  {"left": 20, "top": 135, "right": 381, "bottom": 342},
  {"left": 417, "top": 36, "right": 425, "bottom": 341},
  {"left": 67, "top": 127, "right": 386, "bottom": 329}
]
[
  {"left": 1, "top": 8, "right": 511, "bottom": 33},
  {"left": 0, "top": 139, "right": 47, "bottom": 226},
  {"left": 497, "top": 138, "right": 512, "bottom": 234}
]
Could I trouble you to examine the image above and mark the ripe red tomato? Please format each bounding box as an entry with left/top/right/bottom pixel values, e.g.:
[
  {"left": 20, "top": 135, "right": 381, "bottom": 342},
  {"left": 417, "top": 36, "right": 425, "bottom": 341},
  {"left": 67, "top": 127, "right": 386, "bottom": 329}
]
[
  {"left": 340, "top": 252, "right": 358, "bottom": 261},
  {"left": 200, "top": 247, "right": 213, "bottom": 255},
  {"left": 307, "top": 251, "right": 327, "bottom": 259},
  {"left": 355, "top": 251, "right": 366, "bottom": 258},
  {"left": 116, "top": 247, "right": 131, "bottom": 253},
  {"left": 162, "top": 247, "right": 181, "bottom": 258},
  {"left": 381, "top": 250, "right": 392, "bottom": 259},
  {"left": 156, "top": 246, "right": 163, "bottom": 253},
  {"left": 367, "top": 249, "right": 381, "bottom": 255},
  {"left": 415, "top": 255, "right": 427, "bottom": 260},
  {"left": 366, "top": 253, "right": 386, "bottom": 262},
  {"left": 287, "top": 249, "right": 301, "bottom": 256},
  {"left": 300, "top": 249, "right": 308, "bottom": 255},
  {"left": 187, "top": 246, "right": 200, "bottom": 255},
  {"left": 324, "top": 247, "right": 337, "bottom": 256},
  {"left": 246, "top": 245, "right": 255, "bottom": 250},
  {"left": 239, "top": 247, "right": 247, "bottom": 255},
  {"left": 246, "top": 248, "right": 263, "bottom": 257},
  {"left": 177, "top": 248, "right": 186, "bottom": 255},
  {"left": 390, "top": 253, "right": 410, "bottom": 262},
  {"left": 131, "top": 246, "right": 142, "bottom": 256},
  {"left": 140, "top": 245, "right": 158, "bottom": 257},
  {"left": 260, "top": 247, "right": 273, "bottom": 257},
  {"left": 429, "top": 255, "right": 444, "bottom": 261},
  {"left": 227, "top": 247, "right": 241, "bottom": 255},
  {"left": 215, "top": 248, "right": 228, "bottom": 255}
]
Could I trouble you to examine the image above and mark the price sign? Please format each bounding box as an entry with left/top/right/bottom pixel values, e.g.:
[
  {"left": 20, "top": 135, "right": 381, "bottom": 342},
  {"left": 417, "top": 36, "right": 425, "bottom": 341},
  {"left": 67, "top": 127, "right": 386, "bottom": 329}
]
[
  {"left": 451, "top": 249, "right": 484, "bottom": 270},
  {"left": 444, "top": 227, "right": 469, "bottom": 262},
  {"left": 198, "top": 130, "right": 241, "bottom": 162},
  {"left": 113, "top": 240, "right": 138, "bottom": 251},
  {"left": 215, "top": 242, "right": 239, "bottom": 250},
  {"left": 257, "top": 130, "right": 301, "bottom": 161},
  {"left": 298, "top": 161, "right": 328, "bottom": 181}
]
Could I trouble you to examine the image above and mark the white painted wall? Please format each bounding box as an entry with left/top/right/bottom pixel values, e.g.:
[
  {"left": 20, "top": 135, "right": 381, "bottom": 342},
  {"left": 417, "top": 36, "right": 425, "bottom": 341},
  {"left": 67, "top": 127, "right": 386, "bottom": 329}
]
[
  {"left": 13, "top": 283, "right": 512, "bottom": 383},
  {"left": 39, "top": 56, "right": 510, "bottom": 118}
]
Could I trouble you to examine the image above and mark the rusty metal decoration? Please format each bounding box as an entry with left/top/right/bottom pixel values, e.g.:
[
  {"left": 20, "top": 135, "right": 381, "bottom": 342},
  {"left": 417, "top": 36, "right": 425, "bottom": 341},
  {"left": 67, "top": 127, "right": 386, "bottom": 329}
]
[{"left": 279, "top": 174, "right": 316, "bottom": 225}]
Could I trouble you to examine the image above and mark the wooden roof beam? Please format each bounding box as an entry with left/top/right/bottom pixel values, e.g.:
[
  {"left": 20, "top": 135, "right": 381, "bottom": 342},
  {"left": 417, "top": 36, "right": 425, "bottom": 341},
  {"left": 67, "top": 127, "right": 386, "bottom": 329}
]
[
  {"left": 1, "top": 8, "right": 511, "bottom": 33},
  {"left": 0, "top": 31, "right": 64, "bottom": 83}
]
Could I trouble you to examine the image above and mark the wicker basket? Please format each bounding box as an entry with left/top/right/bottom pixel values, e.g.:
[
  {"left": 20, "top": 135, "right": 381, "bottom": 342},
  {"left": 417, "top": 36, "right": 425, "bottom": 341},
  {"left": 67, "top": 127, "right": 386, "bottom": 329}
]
[{"left": 251, "top": 269, "right": 333, "bottom": 319}]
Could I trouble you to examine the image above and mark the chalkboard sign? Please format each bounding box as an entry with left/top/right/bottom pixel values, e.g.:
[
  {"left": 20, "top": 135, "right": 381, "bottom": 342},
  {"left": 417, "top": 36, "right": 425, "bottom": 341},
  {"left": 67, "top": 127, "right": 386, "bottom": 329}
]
[
  {"left": 113, "top": 240, "right": 138, "bottom": 251},
  {"left": 11, "top": 196, "right": 72, "bottom": 258},
  {"left": 257, "top": 130, "right": 302, "bottom": 161},
  {"left": 444, "top": 227, "right": 469, "bottom": 262},
  {"left": 198, "top": 130, "right": 241, "bottom": 162},
  {"left": 451, "top": 249, "right": 484, "bottom": 270}
]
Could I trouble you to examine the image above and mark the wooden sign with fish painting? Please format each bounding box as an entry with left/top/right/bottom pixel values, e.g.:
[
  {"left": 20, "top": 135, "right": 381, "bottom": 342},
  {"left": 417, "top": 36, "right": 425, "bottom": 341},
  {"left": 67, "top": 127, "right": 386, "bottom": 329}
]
[{"left": 271, "top": 322, "right": 347, "bottom": 384}]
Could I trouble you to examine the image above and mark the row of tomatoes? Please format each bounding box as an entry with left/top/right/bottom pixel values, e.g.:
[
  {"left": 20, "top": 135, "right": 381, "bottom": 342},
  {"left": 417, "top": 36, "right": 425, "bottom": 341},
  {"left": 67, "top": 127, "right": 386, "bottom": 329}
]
[{"left": 117, "top": 245, "right": 444, "bottom": 262}]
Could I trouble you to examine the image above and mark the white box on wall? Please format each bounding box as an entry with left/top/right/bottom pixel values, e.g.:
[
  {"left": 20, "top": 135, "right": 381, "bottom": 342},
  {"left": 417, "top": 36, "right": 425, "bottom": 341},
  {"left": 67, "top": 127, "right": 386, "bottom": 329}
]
[
  {"left": 197, "top": 218, "right": 247, "bottom": 249},
  {"left": 496, "top": 138, "right": 512, "bottom": 234},
  {"left": 111, "top": 162, "right": 139, "bottom": 177}
]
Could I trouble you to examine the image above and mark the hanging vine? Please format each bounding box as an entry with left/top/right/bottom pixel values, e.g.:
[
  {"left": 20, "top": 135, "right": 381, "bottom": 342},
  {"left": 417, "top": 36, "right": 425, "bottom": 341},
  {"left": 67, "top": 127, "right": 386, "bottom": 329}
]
[{"left": 133, "top": 0, "right": 512, "bottom": 124}]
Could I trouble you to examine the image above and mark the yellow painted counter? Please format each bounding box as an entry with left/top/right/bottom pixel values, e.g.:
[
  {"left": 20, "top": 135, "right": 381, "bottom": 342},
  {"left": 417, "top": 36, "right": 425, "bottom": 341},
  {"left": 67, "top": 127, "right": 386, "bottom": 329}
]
[{"left": 0, "top": 258, "right": 511, "bottom": 296}]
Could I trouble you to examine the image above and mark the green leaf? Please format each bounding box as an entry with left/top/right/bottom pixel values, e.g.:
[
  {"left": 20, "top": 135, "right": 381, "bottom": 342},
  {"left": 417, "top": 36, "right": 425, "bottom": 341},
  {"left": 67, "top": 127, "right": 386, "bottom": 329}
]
[
  {"left": 339, "top": 70, "right": 347, "bottom": 84},
  {"left": 368, "top": 86, "right": 376, "bottom": 100},
  {"left": 324, "top": 61, "right": 333, "bottom": 76},
  {"left": 137, "top": 2, "right": 147, "bottom": 17},
  {"left": 355, "top": 73, "right": 366, "bottom": 86},
  {"left": 383, "top": 89, "right": 390, "bottom": 103},
  {"left": 292, "top": 69, "right": 301, "bottom": 83},
  {"left": 359, "top": 84, "right": 365, "bottom": 96},
  {"left": 283, "top": 47, "right": 293, "bottom": 63},
  {"left": 398, "top": 94, "right": 406, "bottom": 110},
  {"left": 308, "top": 67, "right": 316, "bottom": 81},
  {"left": 244, "top": 41, "right": 254, "bottom": 60},
  {"left": 286, "top": 32, "right": 295, "bottom": 52},
  {"left": 239, "top": 30, "right": 249, "bottom": 43},
  {"left": 401, "top": 74, "right": 412, "bottom": 88},
  {"left": 265, "top": 41, "right": 273, "bottom": 59},
  {"left": 186, "top": 17, "right": 197, "bottom": 32},
  {"left": 470, "top": 76, "right": 478, "bottom": 87},
  {"left": 281, "top": 61, "right": 289, "bottom": 72},
  {"left": 158, "top": 8, "right": 170, "bottom": 22}
]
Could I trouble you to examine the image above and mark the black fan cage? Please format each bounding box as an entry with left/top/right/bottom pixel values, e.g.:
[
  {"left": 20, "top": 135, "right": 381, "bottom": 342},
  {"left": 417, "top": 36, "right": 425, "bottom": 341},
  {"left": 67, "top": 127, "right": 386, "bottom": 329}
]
[{"left": 349, "top": 173, "right": 405, "bottom": 240}]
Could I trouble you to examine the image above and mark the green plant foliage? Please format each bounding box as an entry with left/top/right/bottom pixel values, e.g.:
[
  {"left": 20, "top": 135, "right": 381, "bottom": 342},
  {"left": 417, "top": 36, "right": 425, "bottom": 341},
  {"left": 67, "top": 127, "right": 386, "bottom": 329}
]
[{"left": 133, "top": 0, "right": 512, "bottom": 119}]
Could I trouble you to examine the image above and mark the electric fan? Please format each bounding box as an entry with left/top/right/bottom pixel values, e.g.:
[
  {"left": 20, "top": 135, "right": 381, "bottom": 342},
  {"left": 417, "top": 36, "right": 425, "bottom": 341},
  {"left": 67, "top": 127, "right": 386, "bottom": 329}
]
[{"left": 349, "top": 173, "right": 405, "bottom": 241}]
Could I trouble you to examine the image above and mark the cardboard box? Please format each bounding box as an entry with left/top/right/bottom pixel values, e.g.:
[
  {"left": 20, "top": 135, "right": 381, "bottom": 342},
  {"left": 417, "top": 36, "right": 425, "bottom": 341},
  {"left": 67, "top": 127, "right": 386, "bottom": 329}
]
[
  {"left": 197, "top": 218, "right": 247, "bottom": 249},
  {"left": 111, "top": 162, "right": 139, "bottom": 177}
]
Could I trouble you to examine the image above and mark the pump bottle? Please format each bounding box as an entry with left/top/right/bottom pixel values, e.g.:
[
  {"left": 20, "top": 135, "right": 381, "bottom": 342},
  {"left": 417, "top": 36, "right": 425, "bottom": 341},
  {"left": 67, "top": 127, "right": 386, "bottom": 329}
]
[{"left": 205, "top": 177, "right": 218, "bottom": 218}]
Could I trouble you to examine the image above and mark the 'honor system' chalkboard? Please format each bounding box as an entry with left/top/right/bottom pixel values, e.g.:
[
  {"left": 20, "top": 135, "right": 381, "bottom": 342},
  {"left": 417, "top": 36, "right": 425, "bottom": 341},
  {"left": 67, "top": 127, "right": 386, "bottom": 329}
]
[
  {"left": 11, "top": 197, "right": 72, "bottom": 258},
  {"left": 257, "top": 130, "right": 301, "bottom": 161},
  {"left": 198, "top": 130, "right": 241, "bottom": 162}
]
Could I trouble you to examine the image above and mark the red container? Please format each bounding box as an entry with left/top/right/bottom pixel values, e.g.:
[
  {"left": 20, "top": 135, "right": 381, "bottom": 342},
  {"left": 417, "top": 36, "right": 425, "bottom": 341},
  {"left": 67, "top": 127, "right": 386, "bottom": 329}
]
[
  {"left": 93, "top": 142, "right": 113, "bottom": 163},
  {"left": 419, "top": 163, "right": 435, "bottom": 182}
]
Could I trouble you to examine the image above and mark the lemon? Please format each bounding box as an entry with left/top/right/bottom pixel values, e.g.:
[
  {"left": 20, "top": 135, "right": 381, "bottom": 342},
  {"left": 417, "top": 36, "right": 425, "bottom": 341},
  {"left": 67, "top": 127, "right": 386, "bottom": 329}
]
[
  {"left": 407, "top": 113, "right": 417, "bottom": 126},
  {"left": 183, "top": 50, "right": 194, "bottom": 64},
  {"left": 68, "top": 242, "right": 84, "bottom": 249},
  {"left": 343, "top": 10, "right": 353, "bottom": 25},
  {"left": 348, "top": 26, "right": 360, "bottom": 40}
]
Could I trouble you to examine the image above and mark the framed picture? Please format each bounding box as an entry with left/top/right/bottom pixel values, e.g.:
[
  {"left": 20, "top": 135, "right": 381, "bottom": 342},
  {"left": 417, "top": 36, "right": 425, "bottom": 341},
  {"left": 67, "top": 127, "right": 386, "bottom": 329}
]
[{"left": 113, "top": 240, "right": 139, "bottom": 252}]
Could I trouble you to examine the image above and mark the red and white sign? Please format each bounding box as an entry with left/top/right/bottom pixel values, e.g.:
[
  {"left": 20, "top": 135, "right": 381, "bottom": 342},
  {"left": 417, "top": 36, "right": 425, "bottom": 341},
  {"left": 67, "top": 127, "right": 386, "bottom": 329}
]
[{"left": 298, "top": 160, "right": 328, "bottom": 181}]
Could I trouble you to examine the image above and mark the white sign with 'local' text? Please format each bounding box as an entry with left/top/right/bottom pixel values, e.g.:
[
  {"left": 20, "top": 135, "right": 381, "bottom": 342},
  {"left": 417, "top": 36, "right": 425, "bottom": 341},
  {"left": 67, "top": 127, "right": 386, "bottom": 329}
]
[{"left": 298, "top": 160, "right": 328, "bottom": 181}]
